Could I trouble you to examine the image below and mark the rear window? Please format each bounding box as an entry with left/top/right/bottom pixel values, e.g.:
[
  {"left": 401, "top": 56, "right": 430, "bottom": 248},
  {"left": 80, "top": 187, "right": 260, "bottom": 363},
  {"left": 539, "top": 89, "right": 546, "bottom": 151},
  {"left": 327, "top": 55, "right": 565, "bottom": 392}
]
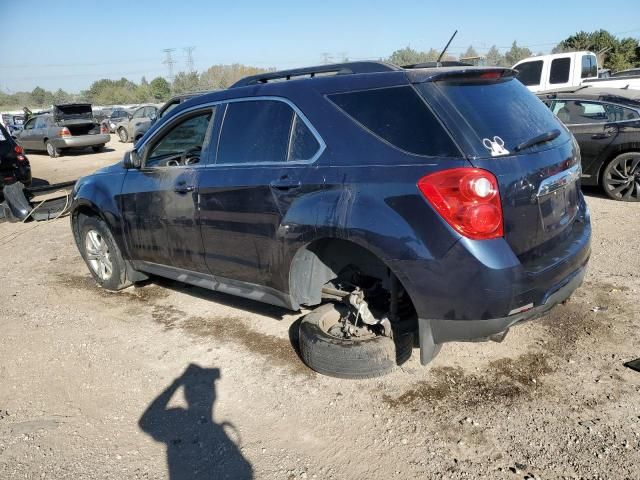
[
  {"left": 515, "top": 60, "right": 543, "bottom": 86},
  {"left": 581, "top": 55, "right": 597, "bottom": 79},
  {"left": 550, "top": 58, "right": 571, "bottom": 84},
  {"left": 427, "top": 78, "right": 564, "bottom": 156},
  {"left": 327, "top": 86, "right": 459, "bottom": 157}
]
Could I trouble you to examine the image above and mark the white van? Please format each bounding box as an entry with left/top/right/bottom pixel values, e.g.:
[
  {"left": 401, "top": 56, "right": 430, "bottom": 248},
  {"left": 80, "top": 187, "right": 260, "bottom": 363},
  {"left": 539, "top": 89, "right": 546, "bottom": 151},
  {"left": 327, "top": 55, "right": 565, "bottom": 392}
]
[{"left": 513, "top": 51, "right": 640, "bottom": 92}]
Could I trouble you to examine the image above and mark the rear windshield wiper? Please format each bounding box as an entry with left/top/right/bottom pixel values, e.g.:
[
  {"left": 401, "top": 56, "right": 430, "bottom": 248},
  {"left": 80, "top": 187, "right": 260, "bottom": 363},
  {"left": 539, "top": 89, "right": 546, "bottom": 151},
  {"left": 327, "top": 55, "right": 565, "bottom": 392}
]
[{"left": 514, "top": 129, "right": 561, "bottom": 153}]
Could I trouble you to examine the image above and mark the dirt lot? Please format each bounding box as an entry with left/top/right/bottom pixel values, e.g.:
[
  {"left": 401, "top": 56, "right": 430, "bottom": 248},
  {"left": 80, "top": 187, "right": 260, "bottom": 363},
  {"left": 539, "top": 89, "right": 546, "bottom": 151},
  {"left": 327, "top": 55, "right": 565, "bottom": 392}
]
[{"left": 0, "top": 139, "right": 639, "bottom": 479}]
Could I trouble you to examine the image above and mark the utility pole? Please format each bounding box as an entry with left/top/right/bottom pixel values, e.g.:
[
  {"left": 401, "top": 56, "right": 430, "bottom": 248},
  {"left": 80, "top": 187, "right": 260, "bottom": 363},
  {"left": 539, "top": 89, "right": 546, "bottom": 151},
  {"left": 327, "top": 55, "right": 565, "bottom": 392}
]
[
  {"left": 183, "top": 46, "right": 196, "bottom": 73},
  {"left": 162, "top": 48, "right": 177, "bottom": 81}
]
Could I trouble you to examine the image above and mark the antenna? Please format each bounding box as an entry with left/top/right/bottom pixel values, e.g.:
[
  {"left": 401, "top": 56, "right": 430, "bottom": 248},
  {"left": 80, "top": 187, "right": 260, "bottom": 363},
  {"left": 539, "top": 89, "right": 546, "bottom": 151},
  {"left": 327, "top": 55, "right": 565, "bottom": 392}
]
[
  {"left": 437, "top": 30, "right": 458, "bottom": 63},
  {"left": 183, "top": 46, "right": 196, "bottom": 73},
  {"left": 162, "top": 48, "right": 177, "bottom": 81}
]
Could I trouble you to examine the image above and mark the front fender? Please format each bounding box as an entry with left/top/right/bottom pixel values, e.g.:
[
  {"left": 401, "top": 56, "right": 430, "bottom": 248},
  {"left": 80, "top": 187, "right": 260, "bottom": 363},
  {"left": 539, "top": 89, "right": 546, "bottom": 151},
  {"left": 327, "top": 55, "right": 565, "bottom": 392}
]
[{"left": 71, "top": 172, "right": 127, "bottom": 256}]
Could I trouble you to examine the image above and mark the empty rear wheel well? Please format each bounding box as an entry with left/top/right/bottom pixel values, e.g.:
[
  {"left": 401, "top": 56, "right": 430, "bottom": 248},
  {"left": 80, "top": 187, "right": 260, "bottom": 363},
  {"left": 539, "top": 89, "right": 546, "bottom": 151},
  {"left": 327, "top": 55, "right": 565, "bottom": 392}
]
[{"left": 289, "top": 238, "right": 417, "bottom": 328}]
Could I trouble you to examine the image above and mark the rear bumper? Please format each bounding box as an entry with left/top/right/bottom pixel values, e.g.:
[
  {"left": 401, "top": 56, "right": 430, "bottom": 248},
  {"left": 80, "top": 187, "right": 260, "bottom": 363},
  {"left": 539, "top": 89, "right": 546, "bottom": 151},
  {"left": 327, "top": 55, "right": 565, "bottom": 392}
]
[
  {"left": 390, "top": 197, "right": 591, "bottom": 364},
  {"left": 419, "top": 260, "right": 586, "bottom": 353},
  {"left": 51, "top": 134, "right": 110, "bottom": 149}
]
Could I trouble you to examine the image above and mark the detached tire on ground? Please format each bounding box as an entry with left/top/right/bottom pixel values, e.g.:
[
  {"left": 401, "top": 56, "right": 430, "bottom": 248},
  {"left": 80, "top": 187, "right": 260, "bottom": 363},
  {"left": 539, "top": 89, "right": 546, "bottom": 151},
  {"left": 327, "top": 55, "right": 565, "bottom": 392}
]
[
  {"left": 299, "top": 302, "right": 413, "bottom": 379},
  {"left": 92, "top": 145, "right": 105, "bottom": 153},
  {"left": 78, "top": 215, "right": 132, "bottom": 291}
]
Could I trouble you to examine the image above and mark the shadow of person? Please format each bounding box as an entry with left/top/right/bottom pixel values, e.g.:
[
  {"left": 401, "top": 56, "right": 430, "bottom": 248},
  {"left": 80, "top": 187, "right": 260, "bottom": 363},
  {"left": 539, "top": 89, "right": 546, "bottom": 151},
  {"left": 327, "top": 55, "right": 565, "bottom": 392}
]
[{"left": 139, "top": 364, "right": 253, "bottom": 479}]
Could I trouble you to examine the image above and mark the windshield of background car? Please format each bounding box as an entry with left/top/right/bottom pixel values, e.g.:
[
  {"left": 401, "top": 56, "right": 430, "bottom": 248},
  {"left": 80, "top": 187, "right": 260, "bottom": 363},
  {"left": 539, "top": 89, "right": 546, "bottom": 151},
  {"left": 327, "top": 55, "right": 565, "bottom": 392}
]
[{"left": 422, "top": 77, "right": 567, "bottom": 156}]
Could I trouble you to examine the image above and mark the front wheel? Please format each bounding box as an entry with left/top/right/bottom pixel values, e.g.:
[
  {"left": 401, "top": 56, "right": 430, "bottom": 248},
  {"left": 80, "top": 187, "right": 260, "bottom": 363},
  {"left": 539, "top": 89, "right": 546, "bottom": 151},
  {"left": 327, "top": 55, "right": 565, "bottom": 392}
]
[
  {"left": 118, "top": 128, "right": 129, "bottom": 143},
  {"left": 299, "top": 302, "right": 413, "bottom": 379},
  {"left": 602, "top": 152, "right": 640, "bottom": 201},
  {"left": 45, "top": 140, "right": 60, "bottom": 158},
  {"left": 78, "top": 215, "right": 131, "bottom": 291}
]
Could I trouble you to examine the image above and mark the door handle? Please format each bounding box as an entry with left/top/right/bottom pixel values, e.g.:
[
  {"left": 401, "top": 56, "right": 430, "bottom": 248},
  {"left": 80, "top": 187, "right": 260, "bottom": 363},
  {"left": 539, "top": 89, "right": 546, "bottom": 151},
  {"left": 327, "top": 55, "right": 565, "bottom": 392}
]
[
  {"left": 269, "top": 176, "right": 301, "bottom": 190},
  {"left": 591, "top": 133, "right": 611, "bottom": 139},
  {"left": 174, "top": 184, "right": 195, "bottom": 194}
]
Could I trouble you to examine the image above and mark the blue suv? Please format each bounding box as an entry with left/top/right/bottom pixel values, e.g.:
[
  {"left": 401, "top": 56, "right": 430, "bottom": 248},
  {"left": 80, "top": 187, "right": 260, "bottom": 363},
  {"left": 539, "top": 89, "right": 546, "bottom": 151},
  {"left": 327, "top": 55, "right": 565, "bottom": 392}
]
[{"left": 70, "top": 62, "right": 591, "bottom": 378}]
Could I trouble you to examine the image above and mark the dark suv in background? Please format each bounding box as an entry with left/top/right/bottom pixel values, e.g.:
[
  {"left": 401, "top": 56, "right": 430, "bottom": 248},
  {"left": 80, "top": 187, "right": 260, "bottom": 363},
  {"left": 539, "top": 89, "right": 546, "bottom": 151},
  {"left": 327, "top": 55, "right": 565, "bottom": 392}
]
[
  {"left": 71, "top": 62, "right": 591, "bottom": 378},
  {"left": 0, "top": 123, "right": 31, "bottom": 191}
]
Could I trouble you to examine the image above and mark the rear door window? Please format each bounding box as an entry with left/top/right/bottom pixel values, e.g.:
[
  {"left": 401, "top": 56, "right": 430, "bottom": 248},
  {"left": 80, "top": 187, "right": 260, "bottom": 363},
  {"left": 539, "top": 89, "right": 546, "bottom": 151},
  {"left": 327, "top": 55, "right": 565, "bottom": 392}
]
[
  {"left": 515, "top": 60, "right": 543, "bottom": 86},
  {"left": 35, "top": 117, "right": 47, "bottom": 129},
  {"left": 552, "top": 101, "right": 607, "bottom": 124},
  {"left": 549, "top": 58, "right": 571, "bottom": 84},
  {"left": 327, "top": 86, "right": 459, "bottom": 157},
  {"left": 216, "top": 99, "right": 321, "bottom": 165}
]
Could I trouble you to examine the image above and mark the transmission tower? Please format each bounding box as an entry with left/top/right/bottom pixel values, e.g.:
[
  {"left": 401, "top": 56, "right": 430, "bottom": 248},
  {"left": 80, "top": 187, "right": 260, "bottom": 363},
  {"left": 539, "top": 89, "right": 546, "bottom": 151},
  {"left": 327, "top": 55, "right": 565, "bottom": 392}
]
[
  {"left": 183, "top": 46, "right": 196, "bottom": 73},
  {"left": 162, "top": 48, "right": 177, "bottom": 81},
  {"left": 321, "top": 52, "right": 333, "bottom": 65}
]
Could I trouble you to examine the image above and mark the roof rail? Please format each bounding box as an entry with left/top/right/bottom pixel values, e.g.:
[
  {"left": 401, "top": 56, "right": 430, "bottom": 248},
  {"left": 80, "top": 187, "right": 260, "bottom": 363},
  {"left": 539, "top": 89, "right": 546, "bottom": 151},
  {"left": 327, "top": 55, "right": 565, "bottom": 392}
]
[{"left": 230, "top": 61, "right": 400, "bottom": 88}]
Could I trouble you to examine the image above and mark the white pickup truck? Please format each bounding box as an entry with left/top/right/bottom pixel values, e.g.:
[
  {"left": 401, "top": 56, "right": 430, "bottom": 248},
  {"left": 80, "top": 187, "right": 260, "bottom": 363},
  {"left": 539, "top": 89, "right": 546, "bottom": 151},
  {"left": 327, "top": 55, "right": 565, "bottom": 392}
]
[{"left": 513, "top": 51, "right": 640, "bottom": 92}]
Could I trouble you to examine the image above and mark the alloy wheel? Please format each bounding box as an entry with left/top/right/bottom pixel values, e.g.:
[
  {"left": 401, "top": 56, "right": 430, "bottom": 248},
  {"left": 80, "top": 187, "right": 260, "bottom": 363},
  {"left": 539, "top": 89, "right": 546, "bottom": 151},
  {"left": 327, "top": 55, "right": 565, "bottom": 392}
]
[
  {"left": 603, "top": 155, "right": 640, "bottom": 201},
  {"left": 84, "top": 229, "right": 113, "bottom": 281}
]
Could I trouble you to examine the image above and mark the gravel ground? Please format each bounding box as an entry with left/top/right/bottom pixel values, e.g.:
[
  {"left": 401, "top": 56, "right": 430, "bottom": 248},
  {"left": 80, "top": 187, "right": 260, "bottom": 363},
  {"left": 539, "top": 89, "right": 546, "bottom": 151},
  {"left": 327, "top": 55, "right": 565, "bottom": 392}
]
[{"left": 0, "top": 140, "right": 638, "bottom": 479}]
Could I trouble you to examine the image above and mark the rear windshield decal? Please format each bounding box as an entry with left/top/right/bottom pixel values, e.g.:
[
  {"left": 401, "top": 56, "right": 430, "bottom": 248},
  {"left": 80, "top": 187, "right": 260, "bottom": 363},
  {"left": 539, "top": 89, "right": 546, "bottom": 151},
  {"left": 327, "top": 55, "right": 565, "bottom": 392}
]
[{"left": 482, "top": 136, "right": 510, "bottom": 157}]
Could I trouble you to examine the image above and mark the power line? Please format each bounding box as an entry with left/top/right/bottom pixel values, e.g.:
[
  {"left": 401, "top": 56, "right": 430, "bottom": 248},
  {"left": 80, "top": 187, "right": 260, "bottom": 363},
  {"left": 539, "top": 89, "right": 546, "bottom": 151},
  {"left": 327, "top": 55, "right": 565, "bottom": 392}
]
[
  {"left": 162, "top": 48, "right": 177, "bottom": 81},
  {"left": 183, "top": 46, "right": 196, "bottom": 73}
]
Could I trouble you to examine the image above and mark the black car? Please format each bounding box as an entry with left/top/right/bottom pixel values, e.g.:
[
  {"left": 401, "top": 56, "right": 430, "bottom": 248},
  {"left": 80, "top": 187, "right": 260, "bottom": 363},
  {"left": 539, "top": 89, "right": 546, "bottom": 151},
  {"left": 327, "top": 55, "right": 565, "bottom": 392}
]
[
  {"left": 0, "top": 123, "right": 31, "bottom": 191},
  {"left": 71, "top": 62, "right": 590, "bottom": 378},
  {"left": 538, "top": 87, "right": 640, "bottom": 201}
]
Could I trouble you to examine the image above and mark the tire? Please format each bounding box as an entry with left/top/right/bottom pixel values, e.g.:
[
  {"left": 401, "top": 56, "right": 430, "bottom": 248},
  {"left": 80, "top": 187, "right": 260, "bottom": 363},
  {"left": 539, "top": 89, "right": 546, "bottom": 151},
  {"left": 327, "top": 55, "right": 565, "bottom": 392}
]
[
  {"left": 299, "top": 302, "right": 413, "bottom": 379},
  {"left": 92, "top": 145, "right": 105, "bottom": 153},
  {"left": 45, "top": 140, "right": 60, "bottom": 158},
  {"left": 601, "top": 152, "right": 640, "bottom": 202},
  {"left": 118, "top": 128, "right": 129, "bottom": 143},
  {"left": 78, "top": 215, "right": 131, "bottom": 291}
]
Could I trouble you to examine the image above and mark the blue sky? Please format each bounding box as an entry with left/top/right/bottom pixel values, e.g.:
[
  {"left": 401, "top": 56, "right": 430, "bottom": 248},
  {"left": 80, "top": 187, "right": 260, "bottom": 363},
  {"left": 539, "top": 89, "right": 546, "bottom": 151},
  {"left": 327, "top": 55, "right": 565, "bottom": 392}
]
[{"left": 1, "top": 0, "right": 639, "bottom": 92}]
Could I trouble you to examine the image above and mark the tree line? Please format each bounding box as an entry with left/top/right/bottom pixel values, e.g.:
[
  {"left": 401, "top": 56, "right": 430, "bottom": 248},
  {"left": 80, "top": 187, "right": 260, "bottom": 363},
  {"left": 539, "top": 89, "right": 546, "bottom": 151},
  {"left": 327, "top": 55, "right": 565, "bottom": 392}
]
[{"left": 1, "top": 29, "right": 639, "bottom": 110}]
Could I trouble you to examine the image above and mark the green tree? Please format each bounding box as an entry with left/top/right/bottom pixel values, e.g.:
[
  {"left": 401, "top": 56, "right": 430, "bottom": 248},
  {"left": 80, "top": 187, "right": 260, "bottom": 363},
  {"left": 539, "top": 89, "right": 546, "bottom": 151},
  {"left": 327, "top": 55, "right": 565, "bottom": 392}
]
[
  {"left": 485, "top": 45, "right": 507, "bottom": 67},
  {"left": 31, "top": 87, "right": 47, "bottom": 106},
  {"left": 553, "top": 29, "right": 640, "bottom": 71},
  {"left": 172, "top": 71, "right": 199, "bottom": 94},
  {"left": 504, "top": 41, "right": 532, "bottom": 66},
  {"left": 199, "top": 64, "right": 273, "bottom": 90},
  {"left": 461, "top": 45, "right": 479, "bottom": 60},
  {"left": 150, "top": 77, "right": 171, "bottom": 100}
]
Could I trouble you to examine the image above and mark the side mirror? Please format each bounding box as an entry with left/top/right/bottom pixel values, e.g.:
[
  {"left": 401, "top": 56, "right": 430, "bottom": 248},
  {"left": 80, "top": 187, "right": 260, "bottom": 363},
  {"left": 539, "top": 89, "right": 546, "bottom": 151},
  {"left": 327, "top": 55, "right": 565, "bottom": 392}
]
[
  {"left": 128, "top": 114, "right": 133, "bottom": 120},
  {"left": 123, "top": 149, "right": 141, "bottom": 169}
]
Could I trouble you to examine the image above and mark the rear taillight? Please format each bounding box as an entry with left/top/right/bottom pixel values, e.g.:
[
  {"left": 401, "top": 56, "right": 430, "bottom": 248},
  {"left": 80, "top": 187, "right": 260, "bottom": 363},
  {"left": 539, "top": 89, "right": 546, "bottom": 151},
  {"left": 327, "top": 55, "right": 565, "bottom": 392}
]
[
  {"left": 60, "top": 127, "right": 71, "bottom": 137},
  {"left": 417, "top": 168, "right": 503, "bottom": 240},
  {"left": 100, "top": 125, "right": 108, "bottom": 134},
  {"left": 13, "top": 145, "right": 26, "bottom": 162}
]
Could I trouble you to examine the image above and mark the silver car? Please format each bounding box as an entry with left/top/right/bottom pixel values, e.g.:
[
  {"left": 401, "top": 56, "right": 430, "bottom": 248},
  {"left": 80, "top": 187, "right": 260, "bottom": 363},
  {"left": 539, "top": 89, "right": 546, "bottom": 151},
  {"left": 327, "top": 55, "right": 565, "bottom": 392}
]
[
  {"left": 114, "top": 105, "right": 159, "bottom": 143},
  {"left": 17, "top": 104, "right": 110, "bottom": 158}
]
